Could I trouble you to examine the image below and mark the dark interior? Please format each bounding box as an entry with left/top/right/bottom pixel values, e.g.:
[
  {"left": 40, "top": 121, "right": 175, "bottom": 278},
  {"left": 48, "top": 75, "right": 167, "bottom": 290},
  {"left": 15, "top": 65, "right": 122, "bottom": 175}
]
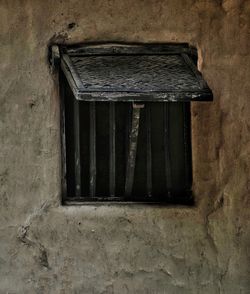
[{"left": 62, "top": 72, "right": 193, "bottom": 203}]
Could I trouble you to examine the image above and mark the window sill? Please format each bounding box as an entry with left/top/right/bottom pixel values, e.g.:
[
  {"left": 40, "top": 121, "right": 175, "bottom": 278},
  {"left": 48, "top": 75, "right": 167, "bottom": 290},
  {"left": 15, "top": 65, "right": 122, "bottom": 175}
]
[{"left": 63, "top": 197, "right": 194, "bottom": 206}]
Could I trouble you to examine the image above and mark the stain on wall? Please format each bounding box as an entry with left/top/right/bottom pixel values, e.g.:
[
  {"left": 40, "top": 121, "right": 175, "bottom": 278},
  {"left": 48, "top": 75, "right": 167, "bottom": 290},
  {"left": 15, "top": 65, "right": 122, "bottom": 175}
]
[{"left": 0, "top": 0, "right": 250, "bottom": 293}]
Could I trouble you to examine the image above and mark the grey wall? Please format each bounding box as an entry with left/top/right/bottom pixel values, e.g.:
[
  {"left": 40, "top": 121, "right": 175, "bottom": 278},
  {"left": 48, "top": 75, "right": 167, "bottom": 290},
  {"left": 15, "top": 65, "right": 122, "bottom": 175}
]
[{"left": 0, "top": 0, "right": 250, "bottom": 293}]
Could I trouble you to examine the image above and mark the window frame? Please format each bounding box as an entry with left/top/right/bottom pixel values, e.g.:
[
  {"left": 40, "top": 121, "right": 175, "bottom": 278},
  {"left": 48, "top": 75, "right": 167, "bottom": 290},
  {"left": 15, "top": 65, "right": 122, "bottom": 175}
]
[{"left": 53, "top": 43, "right": 213, "bottom": 205}]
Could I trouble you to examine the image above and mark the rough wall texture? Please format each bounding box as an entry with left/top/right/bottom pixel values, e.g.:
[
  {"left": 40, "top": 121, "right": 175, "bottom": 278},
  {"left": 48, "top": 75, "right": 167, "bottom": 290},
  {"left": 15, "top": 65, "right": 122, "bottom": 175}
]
[{"left": 0, "top": 0, "right": 250, "bottom": 293}]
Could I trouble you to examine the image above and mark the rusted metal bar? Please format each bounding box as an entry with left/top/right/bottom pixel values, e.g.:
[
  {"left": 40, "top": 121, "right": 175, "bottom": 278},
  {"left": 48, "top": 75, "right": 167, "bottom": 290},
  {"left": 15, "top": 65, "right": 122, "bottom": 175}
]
[
  {"left": 89, "top": 102, "right": 96, "bottom": 197},
  {"left": 146, "top": 105, "right": 152, "bottom": 197},
  {"left": 109, "top": 102, "right": 116, "bottom": 196},
  {"left": 164, "top": 103, "right": 172, "bottom": 194},
  {"left": 73, "top": 98, "right": 81, "bottom": 197},
  {"left": 125, "top": 103, "right": 144, "bottom": 197}
]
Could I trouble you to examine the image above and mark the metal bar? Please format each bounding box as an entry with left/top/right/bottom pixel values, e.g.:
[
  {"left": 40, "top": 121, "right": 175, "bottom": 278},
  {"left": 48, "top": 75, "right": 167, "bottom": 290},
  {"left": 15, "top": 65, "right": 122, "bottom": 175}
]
[
  {"left": 73, "top": 98, "right": 81, "bottom": 197},
  {"left": 146, "top": 105, "right": 152, "bottom": 197},
  {"left": 164, "top": 103, "right": 172, "bottom": 195},
  {"left": 124, "top": 103, "right": 132, "bottom": 197},
  {"left": 182, "top": 102, "right": 192, "bottom": 192},
  {"left": 89, "top": 102, "right": 96, "bottom": 197},
  {"left": 109, "top": 102, "right": 116, "bottom": 196},
  {"left": 125, "top": 103, "right": 144, "bottom": 197},
  {"left": 125, "top": 104, "right": 132, "bottom": 161}
]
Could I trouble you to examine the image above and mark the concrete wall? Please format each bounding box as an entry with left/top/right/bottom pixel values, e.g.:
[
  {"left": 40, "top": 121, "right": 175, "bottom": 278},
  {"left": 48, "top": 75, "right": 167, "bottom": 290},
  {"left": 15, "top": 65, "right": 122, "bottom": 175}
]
[{"left": 0, "top": 0, "right": 250, "bottom": 293}]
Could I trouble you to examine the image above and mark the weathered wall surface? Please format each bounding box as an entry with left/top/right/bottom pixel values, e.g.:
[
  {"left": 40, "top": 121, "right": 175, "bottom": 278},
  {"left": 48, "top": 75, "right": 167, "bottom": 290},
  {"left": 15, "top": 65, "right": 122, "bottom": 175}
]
[{"left": 0, "top": 0, "right": 250, "bottom": 293}]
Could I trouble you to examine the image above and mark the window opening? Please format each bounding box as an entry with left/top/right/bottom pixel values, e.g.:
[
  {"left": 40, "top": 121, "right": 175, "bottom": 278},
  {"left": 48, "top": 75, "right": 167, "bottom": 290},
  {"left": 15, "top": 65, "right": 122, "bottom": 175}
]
[{"left": 52, "top": 43, "right": 213, "bottom": 204}]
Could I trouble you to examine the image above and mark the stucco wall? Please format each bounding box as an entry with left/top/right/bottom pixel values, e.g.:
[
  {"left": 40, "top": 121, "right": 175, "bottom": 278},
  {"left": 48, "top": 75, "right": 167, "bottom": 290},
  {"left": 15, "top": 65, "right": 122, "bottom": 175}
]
[{"left": 0, "top": 0, "right": 250, "bottom": 293}]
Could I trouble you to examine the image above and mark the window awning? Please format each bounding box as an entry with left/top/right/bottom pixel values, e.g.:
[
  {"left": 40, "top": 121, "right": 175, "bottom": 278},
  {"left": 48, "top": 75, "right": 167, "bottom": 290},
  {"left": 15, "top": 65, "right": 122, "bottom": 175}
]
[{"left": 59, "top": 43, "right": 213, "bottom": 102}]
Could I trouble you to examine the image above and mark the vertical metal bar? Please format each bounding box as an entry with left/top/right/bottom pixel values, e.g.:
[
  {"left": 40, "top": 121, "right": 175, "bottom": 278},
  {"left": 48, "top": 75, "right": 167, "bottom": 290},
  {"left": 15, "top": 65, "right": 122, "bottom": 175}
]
[
  {"left": 183, "top": 102, "right": 192, "bottom": 193},
  {"left": 164, "top": 103, "right": 172, "bottom": 195},
  {"left": 125, "top": 103, "right": 131, "bottom": 197},
  {"left": 125, "top": 104, "right": 132, "bottom": 162},
  {"left": 73, "top": 98, "right": 81, "bottom": 197},
  {"left": 146, "top": 105, "right": 152, "bottom": 197},
  {"left": 89, "top": 102, "right": 96, "bottom": 197},
  {"left": 109, "top": 102, "right": 116, "bottom": 197},
  {"left": 125, "top": 103, "right": 144, "bottom": 197}
]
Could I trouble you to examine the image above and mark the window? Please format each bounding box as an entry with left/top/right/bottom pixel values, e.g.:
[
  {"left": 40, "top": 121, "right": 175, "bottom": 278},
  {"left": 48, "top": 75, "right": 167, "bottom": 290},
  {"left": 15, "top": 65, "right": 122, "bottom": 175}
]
[{"left": 54, "top": 43, "right": 213, "bottom": 204}]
